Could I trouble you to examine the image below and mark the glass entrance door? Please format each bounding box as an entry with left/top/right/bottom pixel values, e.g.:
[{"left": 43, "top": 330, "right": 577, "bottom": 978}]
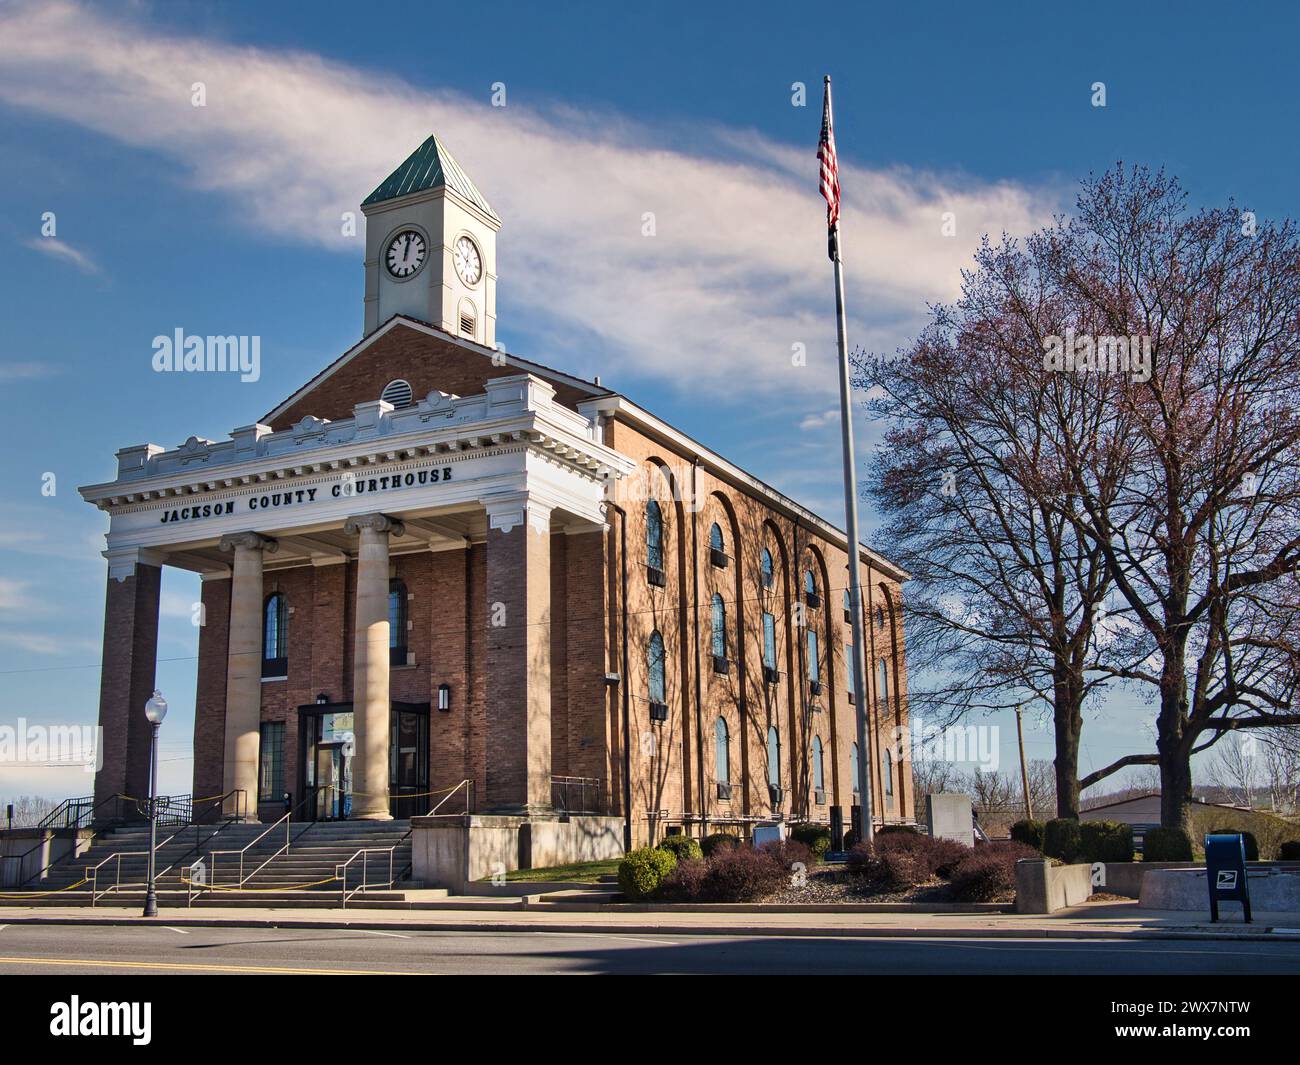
[
  {"left": 298, "top": 703, "right": 428, "bottom": 820},
  {"left": 302, "top": 710, "right": 354, "bottom": 820}
]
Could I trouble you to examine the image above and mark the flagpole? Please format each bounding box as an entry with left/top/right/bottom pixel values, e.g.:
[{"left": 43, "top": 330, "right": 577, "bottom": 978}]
[{"left": 824, "top": 74, "right": 875, "bottom": 846}]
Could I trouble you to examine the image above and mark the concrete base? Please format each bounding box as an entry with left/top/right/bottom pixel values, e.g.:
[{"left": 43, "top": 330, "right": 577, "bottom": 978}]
[
  {"left": 411, "top": 814, "right": 624, "bottom": 892},
  {"left": 1140, "top": 867, "right": 1300, "bottom": 912},
  {"left": 1015, "top": 859, "right": 1093, "bottom": 914}
]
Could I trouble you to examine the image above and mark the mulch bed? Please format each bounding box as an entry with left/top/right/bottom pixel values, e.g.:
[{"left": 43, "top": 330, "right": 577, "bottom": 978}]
[{"left": 763, "top": 866, "right": 1012, "bottom": 905}]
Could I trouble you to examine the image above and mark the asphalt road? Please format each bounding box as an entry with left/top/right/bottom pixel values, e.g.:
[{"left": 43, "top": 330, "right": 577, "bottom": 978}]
[{"left": 1, "top": 923, "right": 1299, "bottom": 975}]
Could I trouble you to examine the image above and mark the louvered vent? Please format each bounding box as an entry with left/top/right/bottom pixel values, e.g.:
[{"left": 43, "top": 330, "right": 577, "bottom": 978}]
[
  {"left": 460, "top": 312, "right": 476, "bottom": 337},
  {"left": 380, "top": 379, "right": 414, "bottom": 408}
]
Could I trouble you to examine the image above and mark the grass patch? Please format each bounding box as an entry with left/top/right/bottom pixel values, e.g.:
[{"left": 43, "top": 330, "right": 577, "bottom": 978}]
[{"left": 496, "top": 858, "right": 622, "bottom": 884}]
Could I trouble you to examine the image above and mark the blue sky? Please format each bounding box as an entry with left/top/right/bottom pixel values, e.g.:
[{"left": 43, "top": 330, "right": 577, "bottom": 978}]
[{"left": 1, "top": 0, "right": 1295, "bottom": 802}]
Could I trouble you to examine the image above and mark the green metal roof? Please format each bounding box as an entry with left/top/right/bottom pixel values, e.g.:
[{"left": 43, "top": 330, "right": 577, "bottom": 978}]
[{"left": 362, "top": 134, "right": 500, "bottom": 222}]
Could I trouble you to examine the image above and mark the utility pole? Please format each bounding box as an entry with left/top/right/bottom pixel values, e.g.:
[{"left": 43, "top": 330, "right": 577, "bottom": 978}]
[{"left": 1015, "top": 704, "right": 1033, "bottom": 821}]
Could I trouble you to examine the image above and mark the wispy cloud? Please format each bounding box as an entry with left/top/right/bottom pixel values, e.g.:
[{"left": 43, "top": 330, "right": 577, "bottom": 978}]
[
  {"left": 0, "top": 361, "right": 61, "bottom": 382},
  {"left": 0, "top": 578, "right": 33, "bottom": 612},
  {"left": 0, "top": 0, "right": 1060, "bottom": 400},
  {"left": 799, "top": 408, "right": 840, "bottom": 432},
  {"left": 23, "top": 236, "right": 100, "bottom": 274}
]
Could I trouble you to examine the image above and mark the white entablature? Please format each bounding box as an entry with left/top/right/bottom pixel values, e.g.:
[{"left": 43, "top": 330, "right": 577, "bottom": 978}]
[{"left": 79, "top": 373, "right": 636, "bottom": 579}]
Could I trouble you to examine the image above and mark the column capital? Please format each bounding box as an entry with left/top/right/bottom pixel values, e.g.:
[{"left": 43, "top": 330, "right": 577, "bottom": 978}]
[
  {"left": 344, "top": 512, "right": 405, "bottom": 538},
  {"left": 218, "top": 531, "right": 278, "bottom": 554},
  {"left": 103, "top": 545, "right": 166, "bottom": 582}
]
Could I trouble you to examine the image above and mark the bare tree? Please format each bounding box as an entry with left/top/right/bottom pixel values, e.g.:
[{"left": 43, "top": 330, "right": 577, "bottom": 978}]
[
  {"left": 856, "top": 227, "right": 1131, "bottom": 818},
  {"left": 1052, "top": 167, "right": 1300, "bottom": 833}
]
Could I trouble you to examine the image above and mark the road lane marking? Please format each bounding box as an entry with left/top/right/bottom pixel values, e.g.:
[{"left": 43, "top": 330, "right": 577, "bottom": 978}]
[
  {"left": 353, "top": 929, "right": 411, "bottom": 939},
  {"left": 0, "top": 955, "right": 405, "bottom": 976},
  {"left": 165, "top": 927, "right": 190, "bottom": 935},
  {"left": 530, "top": 931, "right": 681, "bottom": 946}
]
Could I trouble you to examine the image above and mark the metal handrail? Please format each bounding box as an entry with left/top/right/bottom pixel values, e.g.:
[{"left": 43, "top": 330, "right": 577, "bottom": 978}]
[
  {"left": 337, "top": 847, "right": 395, "bottom": 907},
  {"left": 85, "top": 852, "right": 135, "bottom": 906},
  {"left": 208, "top": 811, "right": 292, "bottom": 889}
]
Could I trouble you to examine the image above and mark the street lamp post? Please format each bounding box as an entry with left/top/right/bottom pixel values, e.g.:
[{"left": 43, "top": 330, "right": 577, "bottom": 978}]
[{"left": 142, "top": 689, "right": 168, "bottom": 918}]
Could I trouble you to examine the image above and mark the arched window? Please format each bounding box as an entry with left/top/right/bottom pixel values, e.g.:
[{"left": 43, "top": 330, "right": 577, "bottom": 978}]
[
  {"left": 709, "top": 522, "right": 724, "bottom": 552},
  {"left": 710, "top": 593, "right": 726, "bottom": 659},
  {"left": 648, "top": 630, "right": 666, "bottom": 705},
  {"left": 849, "top": 742, "right": 860, "bottom": 797},
  {"left": 389, "top": 579, "right": 408, "bottom": 666},
  {"left": 760, "top": 547, "right": 775, "bottom": 589},
  {"left": 646, "top": 499, "right": 664, "bottom": 572},
  {"left": 262, "top": 593, "right": 287, "bottom": 678},
  {"left": 813, "top": 736, "right": 825, "bottom": 796},
  {"left": 767, "top": 726, "right": 781, "bottom": 788},
  {"left": 715, "top": 717, "right": 730, "bottom": 784},
  {"left": 883, "top": 748, "right": 894, "bottom": 798},
  {"left": 805, "top": 569, "right": 817, "bottom": 597}
]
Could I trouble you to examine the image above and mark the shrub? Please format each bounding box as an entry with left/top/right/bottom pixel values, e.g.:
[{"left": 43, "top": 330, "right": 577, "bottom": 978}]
[
  {"left": 1079, "top": 820, "right": 1134, "bottom": 863},
  {"left": 1209, "top": 828, "right": 1259, "bottom": 861},
  {"left": 701, "top": 832, "right": 740, "bottom": 857},
  {"left": 658, "top": 857, "right": 710, "bottom": 902},
  {"left": 1142, "top": 827, "right": 1193, "bottom": 862},
  {"left": 930, "top": 836, "right": 974, "bottom": 878},
  {"left": 846, "top": 832, "right": 971, "bottom": 889},
  {"left": 1009, "top": 819, "right": 1045, "bottom": 850},
  {"left": 1043, "top": 818, "right": 1083, "bottom": 863},
  {"left": 1279, "top": 841, "right": 1300, "bottom": 862},
  {"left": 618, "top": 846, "right": 677, "bottom": 901},
  {"left": 788, "top": 823, "right": 832, "bottom": 861},
  {"left": 696, "top": 844, "right": 786, "bottom": 901},
  {"left": 876, "top": 824, "right": 921, "bottom": 836},
  {"left": 949, "top": 841, "right": 1038, "bottom": 902},
  {"left": 760, "top": 838, "right": 814, "bottom": 872},
  {"left": 657, "top": 835, "right": 703, "bottom": 863}
]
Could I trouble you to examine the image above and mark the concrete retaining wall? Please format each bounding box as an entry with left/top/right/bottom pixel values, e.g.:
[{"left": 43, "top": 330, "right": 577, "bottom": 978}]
[
  {"left": 0, "top": 829, "right": 93, "bottom": 888},
  {"left": 411, "top": 814, "right": 624, "bottom": 892},
  {"left": 1141, "top": 867, "right": 1300, "bottom": 912},
  {"left": 1015, "top": 859, "right": 1093, "bottom": 914}
]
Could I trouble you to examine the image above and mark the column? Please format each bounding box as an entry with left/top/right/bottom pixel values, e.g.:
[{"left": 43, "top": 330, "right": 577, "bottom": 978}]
[
  {"left": 218, "top": 531, "right": 277, "bottom": 821},
  {"left": 484, "top": 495, "right": 553, "bottom": 813},
  {"left": 93, "top": 549, "right": 163, "bottom": 817},
  {"left": 344, "top": 513, "right": 404, "bottom": 820}
]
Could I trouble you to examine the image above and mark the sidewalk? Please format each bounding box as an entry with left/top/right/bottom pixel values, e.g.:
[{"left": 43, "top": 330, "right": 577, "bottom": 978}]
[{"left": 1, "top": 899, "right": 1297, "bottom": 941}]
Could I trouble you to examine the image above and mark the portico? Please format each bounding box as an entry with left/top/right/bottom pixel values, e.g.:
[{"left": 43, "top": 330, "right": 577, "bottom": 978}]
[{"left": 80, "top": 372, "right": 635, "bottom": 822}]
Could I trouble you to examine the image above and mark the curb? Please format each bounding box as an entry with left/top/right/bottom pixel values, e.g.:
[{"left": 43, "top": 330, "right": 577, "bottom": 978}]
[{"left": 2, "top": 913, "right": 1298, "bottom": 942}]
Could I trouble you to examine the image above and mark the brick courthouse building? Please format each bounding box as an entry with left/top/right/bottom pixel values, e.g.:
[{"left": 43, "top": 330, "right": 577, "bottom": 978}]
[{"left": 81, "top": 135, "right": 912, "bottom": 849}]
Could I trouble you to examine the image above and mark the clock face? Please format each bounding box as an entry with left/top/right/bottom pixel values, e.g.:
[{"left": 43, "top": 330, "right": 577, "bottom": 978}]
[
  {"left": 385, "top": 229, "right": 427, "bottom": 279},
  {"left": 453, "top": 236, "right": 482, "bottom": 285}
]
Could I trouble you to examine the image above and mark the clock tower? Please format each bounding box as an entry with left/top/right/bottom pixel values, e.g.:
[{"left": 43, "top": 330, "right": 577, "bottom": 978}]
[{"left": 361, "top": 134, "right": 500, "bottom": 347}]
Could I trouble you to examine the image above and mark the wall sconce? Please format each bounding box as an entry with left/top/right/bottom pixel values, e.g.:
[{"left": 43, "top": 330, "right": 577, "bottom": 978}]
[
  {"left": 437, "top": 683, "right": 451, "bottom": 712},
  {"left": 316, "top": 693, "right": 329, "bottom": 705}
]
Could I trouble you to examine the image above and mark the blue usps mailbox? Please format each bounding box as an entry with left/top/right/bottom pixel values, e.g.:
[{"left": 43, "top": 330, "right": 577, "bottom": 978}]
[{"left": 1204, "top": 833, "right": 1251, "bottom": 923}]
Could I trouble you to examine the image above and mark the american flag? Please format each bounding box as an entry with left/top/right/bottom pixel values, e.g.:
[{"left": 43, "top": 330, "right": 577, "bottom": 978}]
[{"left": 818, "top": 78, "right": 841, "bottom": 260}]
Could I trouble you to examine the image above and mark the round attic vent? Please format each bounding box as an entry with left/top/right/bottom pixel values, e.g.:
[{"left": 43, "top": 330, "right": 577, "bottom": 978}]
[{"left": 381, "top": 379, "right": 414, "bottom": 408}]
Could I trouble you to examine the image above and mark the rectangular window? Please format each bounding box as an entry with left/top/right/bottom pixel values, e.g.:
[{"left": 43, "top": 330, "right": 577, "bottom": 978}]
[
  {"left": 879, "top": 657, "right": 890, "bottom": 706},
  {"left": 259, "top": 721, "right": 285, "bottom": 803},
  {"left": 846, "top": 643, "right": 855, "bottom": 697},
  {"left": 807, "top": 630, "right": 819, "bottom": 685},
  {"left": 762, "top": 612, "right": 776, "bottom": 670}
]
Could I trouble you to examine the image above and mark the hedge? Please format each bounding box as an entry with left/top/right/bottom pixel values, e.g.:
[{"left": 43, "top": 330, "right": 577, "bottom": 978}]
[
  {"left": 618, "top": 847, "right": 677, "bottom": 901},
  {"left": 1043, "top": 818, "right": 1082, "bottom": 863},
  {"left": 1009, "top": 819, "right": 1045, "bottom": 850},
  {"left": 1142, "top": 827, "right": 1193, "bottom": 862},
  {"left": 1079, "top": 820, "right": 1134, "bottom": 863}
]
